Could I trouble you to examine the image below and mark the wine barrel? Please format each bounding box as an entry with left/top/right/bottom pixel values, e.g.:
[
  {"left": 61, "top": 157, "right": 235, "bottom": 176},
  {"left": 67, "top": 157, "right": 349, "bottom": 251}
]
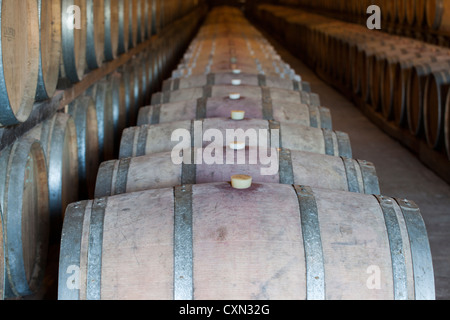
[
  {"left": 117, "top": 0, "right": 130, "bottom": 54},
  {"left": 26, "top": 113, "right": 79, "bottom": 232},
  {"left": 128, "top": 0, "right": 139, "bottom": 48},
  {"left": 88, "top": 80, "right": 115, "bottom": 162},
  {"left": 104, "top": 0, "right": 120, "bottom": 61},
  {"left": 143, "top": 0, "right": 152, "bottom": 40},
  {"left": 140, "top": 50, "right": 153, "bottom": 105},
  {"left": 151, "top": 85, "right": 321, "bottom": 108},
  {"left": 67, "top": 96, "right": 100, "bottom": 200},
  {"left": 137, "top": 52, "right": 149, "bottom": 105},
  {"left": 108, "top": 71, "right": 127, "bottom": 156},
  {"left": 138, "top": 0, "right": 147, "bottom": 43},
  {"left": 150, "top": 0, "right": 159, "bottom": 36},
  {"left": 426, "top": 0, "right": 450, "bottom": 32},
  {"left": 416, "top": 0, "right": 427, "bottom": 26},
  {"left": 406, "top": 0, "right": 426, "bottom": 26},
  {"left": 161, "top": 73, "right": 307, "bottom": 93},
  {"left": 423, "top": 69, "right": 450, "bottom": 149},
  {"left": 381, "top": 52, "right": 424, "bottom": 121},
  {"left": 61, "top": 0, "right": 87, "bottom": 83},
  {"left": 0, "top": 0, "right": 40, "bottom": 126},
  {"left": 35, "top": 0, "right": 62, "bottom": 102},
  {"left": 406, "top": 60, "right": 450, "bottom": 136},
  {"left": 138, "top": 96, "right": 332, "bottom": 129},
  {"left": 0, "top": 137, "right": 49, "bottom": 298},
  {"left": 95, "top": 147, "right": 380, "bottom": 198},
  {"left": 118, "top": 63, "right": 136, "bottom": 127},
  {"left": 86, "top": 0, "right": 105, "bottom": 70},
  {"left": 119, "top": 118, "right": 352, "bottom": 159},
  {"left": 130, "top": 57, "right": 146, "bottom": 116},
  {"left": 397, "top": 0, "right": 407, "bottom": 25},
  {"left": 173, "top": 52, "right": 297, "bottom": 79},
  {"left": 58, "top": 182, "right": 435, "bottom": 300}
]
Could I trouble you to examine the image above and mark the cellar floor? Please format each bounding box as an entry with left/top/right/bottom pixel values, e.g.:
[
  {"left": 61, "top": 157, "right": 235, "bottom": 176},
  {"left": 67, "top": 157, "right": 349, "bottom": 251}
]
[{"left": 254, "top": 24, "right": 450, "bottom": 300}]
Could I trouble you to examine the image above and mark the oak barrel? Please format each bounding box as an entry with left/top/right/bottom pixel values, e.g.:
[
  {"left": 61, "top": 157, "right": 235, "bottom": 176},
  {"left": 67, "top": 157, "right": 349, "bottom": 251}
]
[
  {"left": 85, "top": 0, "right": 105, "bottom": 70},
  {"left": 26, "top": 113, "right": 79, "bottom": 231},
  {"left": 119, "top": 118, "right": 352, "bottom": 159},
  {"left": 406, "top": 60, "right": 450, "bottom": 136},
  {"left": 118, "top": 63, "right": 136, "bottom": 127},
  {"left": 423, "top": 69, "right": 450, "bottom": 149},
  {"left": 103, "top": 0, "right": 120, "bottom": 61},
  {"left": 58, "top": 182, "right": 434, "bottom": 300},
  {"left": 128, "top": 0, "right": 139, "bottom": 48},
  {"left": 161, "top": 73, "right": 307, "bottom": 93},
  {"left": 35, "top": 0, "right": 62, "bottom": 101},
  {"left": 67, "top": 96, "right": 100, "bottom": 200},
  {"left": 406, "top": 0, "right": 426, "bottom": 26},
  {"left": 95, "top": 147, "right": 380, "bottom": 197},
  {"left": 426, "top": 0, "right": 450, "bottom": 32},
  {"left": 108, "top": 72, "right": 127, "bottom": 156},
  {"left": 88, "top": 80, "right": 115, "bottom": 162},
  {"left": 0, "top": 137, "right": 49, "bottom": 298},
  {"left": 0, "top": 0, "right": 40, "bottom": 126},
  {"left": 138, "top": 96, "right": 332, "bottom": 129},
  {"left": 61, "top": 0, "right": 87, "bottom": 83},
  {"left": 117, "top": 0, "right": 130, "bottom": 54}
]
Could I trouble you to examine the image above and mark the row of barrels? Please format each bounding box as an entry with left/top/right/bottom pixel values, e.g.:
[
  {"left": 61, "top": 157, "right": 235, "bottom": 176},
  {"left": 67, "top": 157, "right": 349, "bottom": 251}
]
[
  {"left": 0, "top": 0, "right": 201, "bottom": 128},
  {"left": 253, "top": 4, "right": 450, "bottom": 161},
  {"left": 0, "top": 4, "right": 206, "bottom": 299},
  {"left": 52, "top": 6, "right": 435, "bottom": 300},
  {"left": 271, "top": 0, "right": 450, "bottom": 33}
]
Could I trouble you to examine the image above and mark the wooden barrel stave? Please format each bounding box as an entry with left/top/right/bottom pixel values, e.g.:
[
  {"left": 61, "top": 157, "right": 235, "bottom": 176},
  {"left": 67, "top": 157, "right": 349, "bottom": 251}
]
[
  {"left": 138, "top": 96, "right": 332, "bottom": 129},
  {"left": 0, "top": 137, "right": 50, "bottom": 298},
  {"left": 58, "top": 182, "right": 434, "bottom": 300}
]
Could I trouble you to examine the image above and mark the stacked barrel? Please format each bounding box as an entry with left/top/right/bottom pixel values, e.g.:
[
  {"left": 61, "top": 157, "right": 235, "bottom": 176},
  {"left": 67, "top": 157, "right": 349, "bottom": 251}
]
[
  {"left": 56, "top": 6, "right": 435, "bottom": 300},
  {"left": 250, "top": 4, "right": 450, "bottom": 166},
  {"left": 0, "top": 0, "right": 205, "bottom": 299},
  {"left": 269, "top": 0, "right": 450, "bottom": 43}
]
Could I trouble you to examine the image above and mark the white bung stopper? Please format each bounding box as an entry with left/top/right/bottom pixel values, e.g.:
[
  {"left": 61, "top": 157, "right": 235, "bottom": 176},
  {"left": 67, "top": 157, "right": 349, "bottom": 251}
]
[
  {"left": 229, "top": 92, "right": 241, "bottom": 100},
  {"left": 229, "top": 141, "right": 245, "bottom": 150},
  {"left": 231, "top": 175, "right": 252, "bottom": 189},
  {"left": 231, "top": 110, "right": 245, "bottom": 120}
]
